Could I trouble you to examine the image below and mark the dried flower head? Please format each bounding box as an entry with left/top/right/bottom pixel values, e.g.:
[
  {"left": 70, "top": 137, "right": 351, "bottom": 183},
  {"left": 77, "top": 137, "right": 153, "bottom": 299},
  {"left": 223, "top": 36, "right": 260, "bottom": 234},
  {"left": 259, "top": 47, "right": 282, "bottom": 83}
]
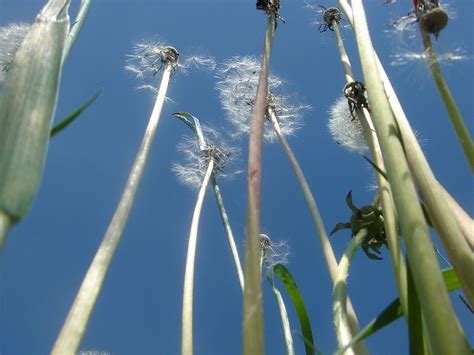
[
  {"left": 125, "top": 40, "right": 179, "bottom": 80},
  {"left": 0, "top": 22, "right": 30, "bottom": 82},
  {"left": 172, "top": 126, "right": 240, "bottom": 189},
  {"left": 216, "top": 56, "right": 310, "bottom": 142},
  {"left": 259, "top": 233, "right": 290, "bottom": 269},
  {"left": 328, "top": 96, "right": 368, "bottom": 154}
]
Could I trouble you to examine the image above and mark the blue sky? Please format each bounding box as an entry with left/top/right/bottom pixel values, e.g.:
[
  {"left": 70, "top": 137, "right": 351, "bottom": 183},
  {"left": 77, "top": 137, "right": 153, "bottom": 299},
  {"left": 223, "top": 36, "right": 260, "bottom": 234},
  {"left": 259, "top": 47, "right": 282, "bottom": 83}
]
[{"left": 0, "top": 0, "right": 472, "bottom": 354}]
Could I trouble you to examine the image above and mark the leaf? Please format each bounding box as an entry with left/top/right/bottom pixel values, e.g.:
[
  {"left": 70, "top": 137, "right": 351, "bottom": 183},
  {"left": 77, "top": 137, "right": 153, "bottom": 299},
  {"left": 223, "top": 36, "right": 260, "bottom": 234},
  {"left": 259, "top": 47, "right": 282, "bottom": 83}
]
[
  {"left": 336, "top": 268, "right": 461, "bottom": 354},
  {"left": 50, "top": 90, "right": 101, "bottom": 137},
  {"left": 271, "top": 264, "right": 317, "bottom": 355}
]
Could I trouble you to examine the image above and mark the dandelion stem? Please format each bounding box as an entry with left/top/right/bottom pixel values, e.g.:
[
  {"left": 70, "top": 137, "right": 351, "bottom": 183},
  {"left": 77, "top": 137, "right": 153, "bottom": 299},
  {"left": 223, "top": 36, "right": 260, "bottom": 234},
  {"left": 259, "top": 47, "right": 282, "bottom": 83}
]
[
  {"left": 333, "top": 228, "right": 367, "bottom": 355},
  {"left": 243, "top": 13, "right": 275, "bottom": 355},
  {"left": 420, "top": 29, "right": 474, "bottom": 172},
  {"left": 350, "top": 0, "right": 470, "bottom": 353},
  {"left": 211, "top": 175, "right": 245, "bottom": 292},
  {"left": 331, "top": 18, "right": 408, "bottom": 317},
  {"left": 267, "top": 107, "right": 368, "bottom": 355},
  {"left": 63, "top": 0, "right": 91, "bottom": 59},
  {"left": 181, "top": 159, "right": 214, "bottom": 355},
  {"left": 51, "top": 63, "right": 173, "bottom": 355}
]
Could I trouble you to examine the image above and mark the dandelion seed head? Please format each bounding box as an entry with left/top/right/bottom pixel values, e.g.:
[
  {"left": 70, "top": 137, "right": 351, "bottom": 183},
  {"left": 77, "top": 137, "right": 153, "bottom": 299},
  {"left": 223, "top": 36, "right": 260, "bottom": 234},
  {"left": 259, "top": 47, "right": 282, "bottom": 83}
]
[
  {"left": 216, "top": 56, "right": 310, "bottom": 142},
  {"left": 172, "top": 126, "right": 241, "bottom": 189},
  {"left": 328, "top": 96, "right": 368, "bottom": 154},
  {"left": 259, "top": 233, "right": 290, "bottom": 269},
  {"left": 0, "top": 22, "right": 30, "bottom": 82},
  {"left": 126, "top": 39, "right": 179, "bottom": 83}
]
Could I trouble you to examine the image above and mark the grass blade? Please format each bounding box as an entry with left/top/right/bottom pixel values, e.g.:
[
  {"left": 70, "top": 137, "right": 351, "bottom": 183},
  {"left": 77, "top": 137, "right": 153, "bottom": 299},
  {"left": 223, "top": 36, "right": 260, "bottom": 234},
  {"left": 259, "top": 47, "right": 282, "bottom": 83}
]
[
  {"left": 50, "top": 90, "right": 100, "bottom": 137},
  {"left": 271, "top": 264, "right": 316, "bottom": 355}
]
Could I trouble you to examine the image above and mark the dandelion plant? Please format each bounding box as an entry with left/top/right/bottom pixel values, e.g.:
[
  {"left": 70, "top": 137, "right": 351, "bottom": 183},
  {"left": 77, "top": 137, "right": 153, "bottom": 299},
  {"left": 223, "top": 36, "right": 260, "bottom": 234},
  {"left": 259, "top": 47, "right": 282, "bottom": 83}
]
[
  {"left": 172, "top": 112, "right": 244, "bottom": 291},
  {"left": 349, "top": 0, "right": 470, "bottom": 352},
  {"left": 52, "top": 41, "right": 179, "bottom": 354}
]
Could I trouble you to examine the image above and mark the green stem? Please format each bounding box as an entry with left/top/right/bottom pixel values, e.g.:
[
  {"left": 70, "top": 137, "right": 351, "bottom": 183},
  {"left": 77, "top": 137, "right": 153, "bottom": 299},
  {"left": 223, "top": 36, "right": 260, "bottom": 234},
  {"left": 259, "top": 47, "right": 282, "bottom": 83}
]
[
  {"left": 181, "top": 159, "right": 215, "bottom": 355},
  {"left": 211, "top": 175, "right": 245, "bottom": 292},
  {"left": 63, "top": 0, "right": 92, "bottom": 59},
  {"left": 267, "top": 108, "right": 368, "bottom": 355},
  {"left": 331, "top": 19, "right": 408, "bottom": 315},
  {"left": 243, "top": 13, "right": 275, "bottom": 355},
  {"left": 51, "top": 64, "right": 173, "bottom": 355},
  {"left": 333, "top": 228, "right": 367, "bottom": 355},
  {"left": 350, "top": 1, "right": 470, "bottom": 353},
  {"left": 420, "top": 29, "right": 474, "bottom": 172}
]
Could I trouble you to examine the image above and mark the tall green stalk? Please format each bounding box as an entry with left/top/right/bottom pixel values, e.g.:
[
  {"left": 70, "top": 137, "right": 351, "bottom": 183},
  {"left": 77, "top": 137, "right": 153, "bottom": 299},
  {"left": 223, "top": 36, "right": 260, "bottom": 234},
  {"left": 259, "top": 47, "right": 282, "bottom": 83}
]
[
  {"left": 331, "top": 16, "right": 408, "bottom": 316},
  {"left": 181, "top": 159, "right": 215, "bottom": 355},
  {"left": 349, "top": 1, "right": 470, "bottom": 353},
  {"left": 243, "top": 11, "right": 275, "bottom": 355},
  {"left": 267, "top": 107, "right": 368, "bottom": 355},
  {"left": 333, "top": 228, "right": 367, "bottom": 355},
  {"left": 419, "top": 29, "right": 474, "bottom": 172},
  {"left": 64, "top": 0, "right": 92, "bottom": 59},
  {"left": 51, "top": 63, "right": 174, "bottom": 355}
]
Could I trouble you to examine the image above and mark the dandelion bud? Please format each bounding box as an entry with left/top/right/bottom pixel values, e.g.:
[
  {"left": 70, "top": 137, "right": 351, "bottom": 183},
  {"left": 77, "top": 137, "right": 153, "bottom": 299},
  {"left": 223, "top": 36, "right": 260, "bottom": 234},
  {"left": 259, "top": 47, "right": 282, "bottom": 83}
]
[
  {"left": 328, "top": 96, "right": 368, "bottom": 154},
  {"left": 0, "top": 23, "right": 30, "bottom": 82}
]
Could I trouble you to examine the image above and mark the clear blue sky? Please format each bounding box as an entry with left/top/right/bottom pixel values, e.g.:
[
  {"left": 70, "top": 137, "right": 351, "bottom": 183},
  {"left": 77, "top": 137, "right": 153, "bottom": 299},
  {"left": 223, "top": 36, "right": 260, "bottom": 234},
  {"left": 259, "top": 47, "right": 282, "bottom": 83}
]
[{"left": 0, "top": 0, "right": 472, "bottom": 354}]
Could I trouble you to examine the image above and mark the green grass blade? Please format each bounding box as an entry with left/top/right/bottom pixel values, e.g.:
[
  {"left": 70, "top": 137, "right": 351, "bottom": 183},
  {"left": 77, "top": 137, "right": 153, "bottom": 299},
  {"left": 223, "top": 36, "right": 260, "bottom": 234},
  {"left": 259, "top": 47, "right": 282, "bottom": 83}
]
[
  {"left": 271, "top": 264, "right": 316, "bottom": 355},
  {"left": 335, "top": 268, "right": 462, "bottom": 354},
  {"left": 50, "top": 90, "right": 100, "bottom": 137}
]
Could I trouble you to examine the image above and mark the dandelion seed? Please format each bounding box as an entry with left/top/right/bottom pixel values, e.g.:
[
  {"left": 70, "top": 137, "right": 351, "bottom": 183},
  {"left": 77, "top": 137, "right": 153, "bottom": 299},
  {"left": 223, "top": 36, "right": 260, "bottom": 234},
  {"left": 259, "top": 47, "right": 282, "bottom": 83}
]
[
  {"left": 259, "top": 233, "right": 290, "bottom": 269},
  {"left": 328, "top": 96, "right": 368, "bottom": 154},
  {"left": 391, "top": 47, "right": 471, "bottom": 67},
  {"left": 216, "top": 56, "right": 310, "bottom": 142},
  {"left": 172, "top": 126, "right": 240, "bottom": 190},
  {"left": 0, "top": 22, "right": 30, "bottom": 81},
  {"left": 181, "top": 55, "right": 216, "bottom": 72}
]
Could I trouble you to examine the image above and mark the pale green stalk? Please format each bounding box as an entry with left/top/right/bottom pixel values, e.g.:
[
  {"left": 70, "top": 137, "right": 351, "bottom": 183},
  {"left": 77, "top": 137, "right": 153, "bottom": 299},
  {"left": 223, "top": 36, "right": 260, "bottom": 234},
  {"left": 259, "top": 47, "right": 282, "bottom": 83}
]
[
  {"left": 349, "top": 0, "right": 470, "bottom": 353},
  {"left": 333, "top": 228, "right": 367, "bottom": 355},
  {"left": 267, "top": 107, "right": 368, "bottom": 355},
  {"left": 181, "top": 159, "right": 215, "bottom": 355},
  {"left": 51, "top": 64, "right": 173, "bottom": 355},
  {"left": 64, "top": 0, "right": 91, "bottom": 59},
  {"left": 419, "top": 28, "right": 474, "bottom": 172},
  {"left": 332, "top": 18, "right": 408, "bottom": 315},
  {"left": 270, "top": 280, "right": 295, "bottom": 355},
  {"left": 0, "top": 213, "right": 11, "bottom": 250},
  {"left": 243, "top": 12, "right": 275, "bottom": 355},
  {"left": 212, "top": 176, "right": 245, "bottom": 292}
]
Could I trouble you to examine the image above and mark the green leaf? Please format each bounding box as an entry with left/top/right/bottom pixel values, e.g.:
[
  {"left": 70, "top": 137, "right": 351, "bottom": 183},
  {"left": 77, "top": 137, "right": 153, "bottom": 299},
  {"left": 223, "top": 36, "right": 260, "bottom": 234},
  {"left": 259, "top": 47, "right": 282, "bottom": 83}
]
[
  {"left": 336, "top": 268, "right": 461, "bottom": 354},
  {"left": 270, "top": 264, "right": 317, "bottom": 355},
  {"left": 50, "top": 90, "right": 101, "bottom": 137}
]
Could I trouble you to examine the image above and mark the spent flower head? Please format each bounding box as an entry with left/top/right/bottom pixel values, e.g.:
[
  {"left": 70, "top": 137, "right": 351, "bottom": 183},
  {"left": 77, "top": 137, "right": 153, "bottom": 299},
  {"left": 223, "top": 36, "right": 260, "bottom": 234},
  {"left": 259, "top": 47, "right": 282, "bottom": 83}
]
[
  {"left": 172, "top": 126, "right": 240, "bottom": 190},
  {"left": 216, "top": 55, "right": 310, "bottom": 142},
  {"left": 328, "top": 96, "right": 368, "bottom": 154},
  {"left": 0, "top": 22, "right": 30, "bottom": 82},
  {"left": 259, "top": 233, "right": 290, "bottom": 269}
]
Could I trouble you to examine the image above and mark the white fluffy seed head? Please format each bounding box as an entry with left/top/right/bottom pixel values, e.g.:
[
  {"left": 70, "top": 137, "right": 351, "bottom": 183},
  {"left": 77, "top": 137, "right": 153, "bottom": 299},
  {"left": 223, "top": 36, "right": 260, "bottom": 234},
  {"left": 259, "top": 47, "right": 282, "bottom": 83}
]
[
  {"left": 259, "top": 233, "right": 290, "bottom": 270},
  {"left": 216, "top": 55, "right": 310, "bottom": 142},
  {"left": 328, "top": 96, "right": 368, "bottom": 154},
  {"left": 0, "top": 22, "right": 30, "bottom": 82},
  {"left": 172, "top": 126, "right": 241, "bottom": 190}
]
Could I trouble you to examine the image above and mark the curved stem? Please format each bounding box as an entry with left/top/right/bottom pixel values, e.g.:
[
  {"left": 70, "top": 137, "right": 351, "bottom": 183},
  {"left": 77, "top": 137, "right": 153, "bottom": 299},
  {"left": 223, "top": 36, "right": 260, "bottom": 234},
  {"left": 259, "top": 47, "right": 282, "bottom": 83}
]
[
  {"left": 268, "top": 108, "right": 368, "bottom": 355},
  {"left": 51, "top": 64, "right": 173, "bottom": 355},
  {"left": 211, "top": 175, "right": 245, "bottom": 292},
  {"left": 333, "top": 228, "right": 367, "bottom": 355},
  {"left": 63, "top": 0, "right": 91, "bottom": 59},
  {"left": 243, "top": 13, "right": 275, "bottom": 355},
  {"left": 420, "top": 29, "right": 474, "bottom": 172},
  {"left": 181, "top": 159, "right": 214, "bottom": 355}
]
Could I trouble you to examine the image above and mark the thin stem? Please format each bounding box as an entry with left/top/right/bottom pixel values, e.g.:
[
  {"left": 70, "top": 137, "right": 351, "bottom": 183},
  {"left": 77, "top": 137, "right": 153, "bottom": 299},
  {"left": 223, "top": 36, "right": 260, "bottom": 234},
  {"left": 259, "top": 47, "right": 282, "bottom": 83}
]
[
  {"left": 63, "top": 0, "right": 91, "bottom": 59},
  {"left": 350, "top": 1, "right": 470, "bottom": 353},
  {"left": 211, "top": 175, "right": 245, "bottom": 292},
  {"left": 181, "top": 159, "right": 215, "bottom": 355},
  {"left": 0, "top": 213, "right": 11, "bottom": 252},
  {"left": 51, "top": 64, "right": 173, "bottom": 355},
  {"left": 243, "top": 13, "right": 275, "bottom": 355},
  {"left": 331, "top": 19, "right": 408, "bottom": 316},
  {"left": 270, "top": 277, "right": 295, "bottom": 355},
  {"left": 333, "top": 228, "right": 367, "bottom": 355},
  {"left": 420, "top": 29, "right": 474, "bottom": 172},
  {"left": 267, "top": 108, "right": 368, "bottom": 355}
]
